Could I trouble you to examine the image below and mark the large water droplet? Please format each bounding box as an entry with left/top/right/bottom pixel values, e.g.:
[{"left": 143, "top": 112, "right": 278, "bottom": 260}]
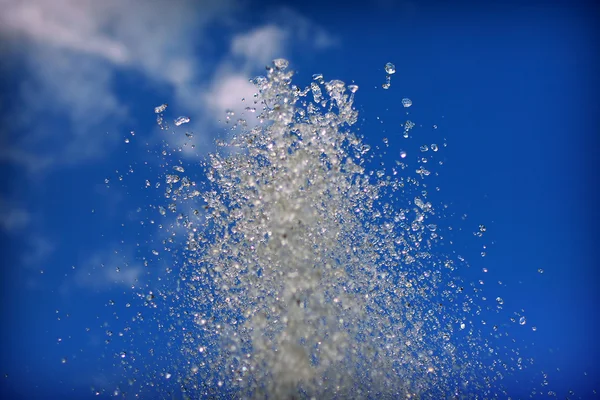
[
  {"left": 348, "top": 84, "right": 359, "bottom": 93},
  {"left": 382, "top": 75, "right": 391, "bottom": 89},
  {"left": 174, "top": 116, "right": 190, "bottom": 126},
  {"left": 273, "top": 58, "right": 289, "bottom": 70},
  {"left": 402, "top": 98, "right": 412, "bottom": 108},
  {"left": 154, "top": 103, "right": 168, "bottom": 113},
  {"left": 384, "top": 62, "right": 396, "bottom": 75}
]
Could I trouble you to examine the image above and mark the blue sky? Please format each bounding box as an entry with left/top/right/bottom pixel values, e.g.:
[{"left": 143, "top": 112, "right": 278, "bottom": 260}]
[{"left": 0, "top": 0, "right": 598, "bottom": 398}]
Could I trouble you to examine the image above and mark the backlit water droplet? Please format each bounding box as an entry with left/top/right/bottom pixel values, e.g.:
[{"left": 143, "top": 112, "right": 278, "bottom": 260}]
[
  {"left": 402, "top": 98, "right": 412, "bottom": 108},
  {"left": 154, "top": 103, "right": 167, "bottom": 113},
  {"left": 384, "top": 62, "right": 396, "bottom": 74},
  {"left": 273, "top": 58, "right": 289, "bottom": 70},
  {"left": 519, "top": 316, "right": 527, "bottom": 325},
  {"left": 382, "top": 75, "right": 391, "bottom": 89},
  {"left": 174, "top": 116, "right": 190, "bottom": 126},
  {"left": 348, "top": 84, "right": 359, "bottom": 93}
]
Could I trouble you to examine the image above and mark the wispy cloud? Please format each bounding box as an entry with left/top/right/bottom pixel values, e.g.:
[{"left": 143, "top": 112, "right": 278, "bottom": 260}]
[
  {"left": 196, "top": 9, "right": 340, "bottom": 134},
  {"left": 0, "top": 0, "right": 339, "bottom": 173},
  {"left": 0, "top": 0, "right": 231, "bottom": 172},
  {"left": 0, "top": 198, "right": 56, "bottom": 271},
  {"left": 71, "top": 247, "right": 145, "bottom": 291},
  {"left": 231, "top": 25, "right": 290, "bottom": 67},
  {"left": 0, "top": 201, "right": 31, "bottom": 232},
  {"left": 21, "top": 235, "right": 56, "bottom": 268}
]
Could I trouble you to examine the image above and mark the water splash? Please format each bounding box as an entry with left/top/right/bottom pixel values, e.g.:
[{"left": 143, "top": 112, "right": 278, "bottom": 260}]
[{"left": 117, "top": 59, "right": 538, "bottom": 399}]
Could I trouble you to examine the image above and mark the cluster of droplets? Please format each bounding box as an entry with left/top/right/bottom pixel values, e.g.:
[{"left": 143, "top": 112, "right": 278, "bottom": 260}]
[
  {"left": 110, "top": 59, "right": 544, "bottom": 399},
  {"left": 140, "top": 60, "right": 526, "bottom": 399},
  {"left": 382, "top": 62, "right": 395, "bottom": 89}
]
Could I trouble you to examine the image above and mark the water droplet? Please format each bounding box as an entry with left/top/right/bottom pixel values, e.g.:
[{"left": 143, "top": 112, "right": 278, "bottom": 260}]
[
  {"left": 538, "top": 268, "right": 544, "bottom": 274},
  {"left": 384, "top": 62, "right": 396, "bottom": 75},
  {"left": 532, "top": 326, "right": 537, "bottom": 331},
  {"left": 496, "top": 297, "right": 504, "bottom": 305},
  {"left": 152, "top": 249, "right": 159, "bottom": 255},
  {"left": 173, "top": 165, "right": 185, "bottom": 173},
  {"left": 61, "top": 357, "right": 67, "bottom": 364},
  {"left": 519, "top": 316, "right": 526, "bottom": 325},
  {"left": 165, "top": 372, "right": 172, "bottom": 379},
  {"left": 124, "top": 138, "right": 130, "bottom": 144},
  {"left": 431, "top": 144, "right": 439, "bottom": 152},
  {"left": 402, "top": 98, "right": 412, "bottom": 108},
  {"left": 400, "top": 150, "right": 407, "bottom": 159},
  {"left": 382, "top": 75, "right": 391, "bottom": 90},
  {"left": 273, "top": 58, "right": 289, "bottom": 70},
  {"left": 154, "top": 103, "right": 167, "bottom": 113},
  {"left": 420, "top": 145, "right": 429, "bottom": 152},
  {"left": 174, "top": 116, "right": 190, "bottom": 126},
  {"left": 479, "top": 224, "right": 487, "bottom": 232},
  {"left": 348, "top": 84, "right": 359, "bottom": 93}
]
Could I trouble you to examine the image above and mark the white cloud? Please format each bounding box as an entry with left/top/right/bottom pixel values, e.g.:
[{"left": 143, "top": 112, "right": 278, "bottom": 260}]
[
  {"left": 0, "top": 0, "right": 340, "bottom": 172},
  {"left": 231, "top": 25, "right": 290, "bottom": 66},
  {"left": 196, "top": 10, "right": 339, "bottom": 133},
  {"left": 204, "top": 74, "right": 260, "bottom": 122},
  {"left": 0, "top": 0, "right": 231, "bottom": 172},
  {"left": 0, "top": 0, "right": 130, "bottom": 64}
]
